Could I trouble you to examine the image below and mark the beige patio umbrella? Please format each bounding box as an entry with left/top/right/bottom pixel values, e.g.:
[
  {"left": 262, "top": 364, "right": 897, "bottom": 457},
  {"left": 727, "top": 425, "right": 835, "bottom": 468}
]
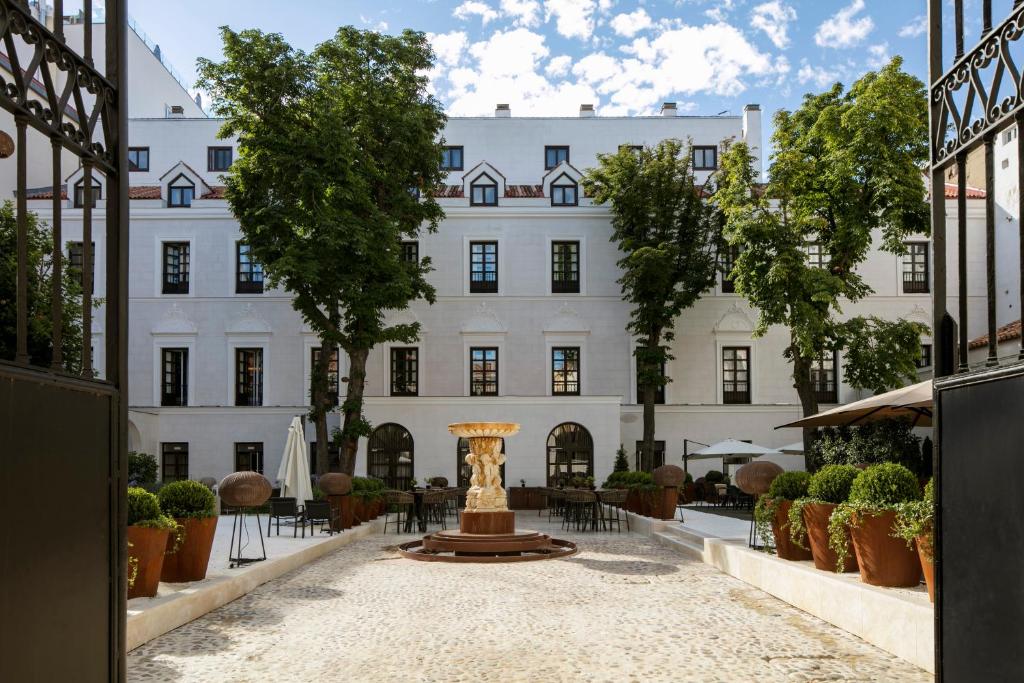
[
  {"left": 776, "top": 379, "right": 933, "bottom": 429},
  {"left": 277, "top": 416, "right": 314, "bottom": 503}
]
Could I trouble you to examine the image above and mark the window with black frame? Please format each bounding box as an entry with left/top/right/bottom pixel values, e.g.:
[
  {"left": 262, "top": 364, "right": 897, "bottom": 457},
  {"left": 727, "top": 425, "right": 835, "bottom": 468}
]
[
  {"left": 161, "top": 348, "right": 188, "bottom": 406},
  {"left": 470, "top": 174, "right": 498, "bottom": 206},
  {"left": 545, "top": 145, "right": 569, "bottom": 169},
  {"left": 634, "top": 440, "right": 666, "bottom": 470},
  {"left": 401, "top": 240, "right": 419, "bottom": 265},
  {"left": 552, "top": 347, "right": 580, "bottom": 395},
  {"left": 128, "top": 147, "right": 149, "bottom": 172},
  {"left": 73, "top": 177, "right": 101, "bottom": 208},
  {"left": 470, "top": 347, "right": 498, "bottom": 396},
  {"left": 234, "top": 442, "right": 264, "bottom": 474},
  {"left": 470, "top": 241, "right": 498, "bottom": 292},
  {"left": 208, "top": 146, "right": 233, "bottom": 172},
  {"left": 546, "top": 422, "right": 593, "bottom": 486},
  {"left": 692, "top": 145, "right": 718, "bottom": 170},
  {"left": 720, "top": 244, "right": 740, "bottom": 293},
  {"left": 804, "top": 242, "right": 828, "bottom": 269},
  {"left": 916, "top": 343, "right": 933, "bottom": 369},
  {"left": 161, "top": 443, "right": 189, "bottom": 482},
  {"left": 167, "top": 175, "right": 195, "bottom": 208},
  {"left": 162, "top": 242, "right": 190, "bottom": 294},
  {"left": 390, "top": 347, "right": 419, "bottom": 396},
  {"left": 636, "top": 360, "right": 665, "bottom": 404},
  {"left": 722, "top": 346, "right": 751, "bottom": 404},
  {"left": 550, "top": 175, "right": 578, "bottom": 206},
  {"left": 236, "top": 242, "right": 264, "bottom": 293},
  {"left": 311, "top": 346, "right": 339, "bottom": 406},
  {"left": 551, "top": 240, "right": 580, "bottom": 292},
  {"left": 235, "top": 348, "right": 264, "bottom": 406},
  {"left": 67, "top": 241, "right": 95, "bottom": 292},
  {"left": 903, "top": 242, "right": 929, "bottom": 293},
  {"left": 441, "top": 146, "right": 464, "bottom": 171},
  {"left": 309, "top": 441, "right": 342, "bottom": 473},
  {"left": 811, "top": 351, "right": 838, "bottom": 404}
]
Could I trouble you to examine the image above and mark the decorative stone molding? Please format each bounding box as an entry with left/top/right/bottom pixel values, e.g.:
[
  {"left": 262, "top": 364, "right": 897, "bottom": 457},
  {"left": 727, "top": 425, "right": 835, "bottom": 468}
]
[
  {"left": 461, "top": 302, "right": 506, "bottom": 334},
  {"left": 225, "top": 303, "right": 272, "bottom": 334},
  {"left": 152, "top": 304, "right": 197, "bottom": 335},
  {"left": 713, "top": 302, "right": 755, "bottom": 334},
  {"left": 543, "top": 302, "right": 590, "bottom": 334},
  {"left": 385, "top": 308, "right": 427, "bottom": 334},
  {"left": 903, "top": 304, "right": 931, "bottom": 326}
]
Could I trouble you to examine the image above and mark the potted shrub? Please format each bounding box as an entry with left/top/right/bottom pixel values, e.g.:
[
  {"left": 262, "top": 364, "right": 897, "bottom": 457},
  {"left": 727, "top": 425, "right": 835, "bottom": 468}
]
[
  {"left": 351, "top": 477, "right": 367, "bottom": 525},
  {"left": 895, "top": 478, "right": 935, "bottom": 601},
  {"left": 682, "top": 472, "right": 695, "bottom": 504},
  {"left": 653, "top": 465, "right": 685, "bottom": 519},
  {"left": 754, "top": 471, "right": 812, "bottom": 560},
  {"left": 127, "top": 487, "right": 178, "bottom": 598},
  {"left": 158, "top": 480, "right": 218, "bottom": 583},
  {"left": 828, "top": 463, "right": 922, "bottom": 587},
  {"left": 788, "top": 465, "right": 860, "bottom": 572}
]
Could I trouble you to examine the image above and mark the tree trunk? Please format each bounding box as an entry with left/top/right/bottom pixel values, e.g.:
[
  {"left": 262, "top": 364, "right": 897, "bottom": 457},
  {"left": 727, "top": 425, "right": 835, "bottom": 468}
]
[
  {"left": 310, "top": 337, "right": 334, "bottom": 475},
  {"left": 790, "top": 342, "right": 819, "bottom": 472},
  {"left": 339, "top": 347, "right": 369, "bottom": 475},
  {"left": 639, "top": 331, "right": 662, "bottom": 473}
]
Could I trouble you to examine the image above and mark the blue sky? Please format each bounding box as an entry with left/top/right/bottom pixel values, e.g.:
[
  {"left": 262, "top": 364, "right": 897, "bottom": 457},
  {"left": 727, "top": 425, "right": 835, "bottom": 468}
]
[{"left": 129, "top": 0, "right": 936, "bottom": 125}]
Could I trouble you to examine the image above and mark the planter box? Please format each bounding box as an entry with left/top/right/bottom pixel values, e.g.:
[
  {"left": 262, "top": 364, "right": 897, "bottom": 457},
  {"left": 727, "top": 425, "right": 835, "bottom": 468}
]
[
  {"left": 802, "top": 502, "right": 857, "bottom": 573},
  {"left": 161, "top": 516, "right": 217, "bottom": 583},
  {"left": 849, "top": 510, "right": 921, "bottom": 587},
  {"left": 771, "top": 500, "right": 812, "bottom": 562},
  {"left": 127, "top": 526, "right": 170, "bottom": 599}
]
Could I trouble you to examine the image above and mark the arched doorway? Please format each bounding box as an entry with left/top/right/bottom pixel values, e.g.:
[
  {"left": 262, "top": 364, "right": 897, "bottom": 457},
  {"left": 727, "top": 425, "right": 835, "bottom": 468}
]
[
  {"left": 367, "top": 423, "right": 414, "bottom": 490},
  {"left": 456, "top": 437, "right": 505, "bottom": 488},
  {"left": 546, "top": 422, "right": 593, "bottom": 486}
]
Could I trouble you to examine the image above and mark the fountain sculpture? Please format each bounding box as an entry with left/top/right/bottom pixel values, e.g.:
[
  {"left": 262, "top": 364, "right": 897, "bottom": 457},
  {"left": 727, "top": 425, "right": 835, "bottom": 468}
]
[{"left": 398, "top": 422, "right": 577, "bottom": 562}]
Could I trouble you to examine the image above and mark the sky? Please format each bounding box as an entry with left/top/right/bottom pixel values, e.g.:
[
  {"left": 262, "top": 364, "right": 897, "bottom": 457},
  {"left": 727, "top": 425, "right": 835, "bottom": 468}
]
[{"left": 126, "top": 0, "right": 938, "bottom": 131}]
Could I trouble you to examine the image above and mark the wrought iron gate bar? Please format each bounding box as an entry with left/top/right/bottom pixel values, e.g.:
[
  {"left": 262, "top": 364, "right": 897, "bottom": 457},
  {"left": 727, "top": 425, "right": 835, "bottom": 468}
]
[
  {"left": 956, "top": 153, "right": 968, "bottom": 372},
  {"left": 984, "top": 134, "right": 998, "bottom": 366},
  {"left": 49, "top": 134, "right": 62, "bottom": 369},
  {"left": 82, "top": 159, "right": 92, "bottom": 375}
]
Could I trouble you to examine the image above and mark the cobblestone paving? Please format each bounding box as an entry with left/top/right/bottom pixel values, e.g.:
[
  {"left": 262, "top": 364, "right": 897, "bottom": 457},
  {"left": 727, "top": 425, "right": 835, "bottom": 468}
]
[{"left": 128, "top": 514, "right": 931, "bottom": 683}]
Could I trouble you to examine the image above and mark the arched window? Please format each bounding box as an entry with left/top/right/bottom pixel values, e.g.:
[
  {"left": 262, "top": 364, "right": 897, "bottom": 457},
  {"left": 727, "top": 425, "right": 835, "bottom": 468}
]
[
  {"left": 367, "top": 423, "right": 414, "bottom": 490},
  {"left": 456, "top": 437, "right": 505, "bottom": 488},
  {"left": 167, "top": 174, "right": 195, "bottom": 208},
  {"left": 546, "top": 422, "right": 593, "bottom": 486},
  {"left": 470, "top": 173, "right": 498, "bottom": 206},
  {"left": 550, "top": 174, "right": 578, "bottom": 206}
]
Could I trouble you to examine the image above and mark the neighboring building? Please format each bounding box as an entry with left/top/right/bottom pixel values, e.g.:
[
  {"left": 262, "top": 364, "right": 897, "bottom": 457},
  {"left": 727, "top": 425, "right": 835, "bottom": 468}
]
[{"left": 22, "top": 99, "right": 981, "bottom": 490}]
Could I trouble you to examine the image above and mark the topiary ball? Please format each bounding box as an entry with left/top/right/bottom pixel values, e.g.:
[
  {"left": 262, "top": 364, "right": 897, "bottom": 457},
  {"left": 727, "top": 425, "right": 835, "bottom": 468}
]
[
  {"left": 766, "top": 470, "right": 811, "bottom": 500},
  {"left": 848, "top": 463, "right": 921, "bottom": 507},
  {"left": 159, "top": 480, "right": 218, "bottom": 518},
  {"left": 127, "top": 486, "right": 163, "bottom": 526},
  {"left": 807, "top": 464, "right": 861, "bottom": 504},
  {"left": 705, "top": 470, "right": 724, "bottom": 484}
]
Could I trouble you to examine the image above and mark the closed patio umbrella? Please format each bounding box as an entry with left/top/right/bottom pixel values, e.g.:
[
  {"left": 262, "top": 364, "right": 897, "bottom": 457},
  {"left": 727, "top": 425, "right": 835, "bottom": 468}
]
[
  {"left": 277, "top": 416, "right": 314, "bottom": 504},
  {"left": 775, "top": 379, "right": 933, "bottom": 429}
]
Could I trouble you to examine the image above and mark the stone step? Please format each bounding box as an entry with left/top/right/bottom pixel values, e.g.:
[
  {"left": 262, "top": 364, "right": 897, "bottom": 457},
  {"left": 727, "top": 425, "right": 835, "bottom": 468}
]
[{"left": 652, "top": 530, "right": 704, "bottom": 561}]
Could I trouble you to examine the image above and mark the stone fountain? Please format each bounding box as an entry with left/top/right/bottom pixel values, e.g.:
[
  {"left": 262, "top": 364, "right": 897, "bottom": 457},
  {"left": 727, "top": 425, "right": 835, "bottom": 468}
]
[{"left": 398, "top": 422, "right": 576, "bottom": 562}]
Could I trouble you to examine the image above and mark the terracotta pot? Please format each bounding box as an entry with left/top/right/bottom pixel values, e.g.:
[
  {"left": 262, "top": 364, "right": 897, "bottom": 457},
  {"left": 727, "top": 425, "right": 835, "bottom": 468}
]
[
  {"left": 127, "top": 525, "right": 170, "bottom": 599},
  {"left": 771, "top": 500, "right": 813, "bottom": 561},
  {"left": 161, "top": 516, "right": 217, "bottom": 583},
  {"left": 682, "top": 482, "right": 695, "bottom": 504},
  {"left": 917, "top": 535, "right": 935, "bottom": 602},
  {"left": 849, "top": 511, "right": 922, "bottom": 587},
  {"left": 625, "top": 489, "right": 640, "bottom": 513},
  {"left": 639, "top": 491, "right": 654, "bottom": 517},
  {"left": 802, "top": 502, "right": 857, "bottom": 573},
  {"left": 352, "top": 497, "right": 365, "bottom": 525},
  {"left": 656, "top": 487, "right": 679, "bottom": 520}
]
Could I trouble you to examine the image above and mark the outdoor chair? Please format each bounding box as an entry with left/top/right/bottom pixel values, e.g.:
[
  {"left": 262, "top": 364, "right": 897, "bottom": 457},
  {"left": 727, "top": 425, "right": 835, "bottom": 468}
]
[
  {"left": 563, "top": 490, "right": 599, "bottom": 532},
  {"left": 383, "top": 490, "right": 414, "bottom": 534},
  {"left": 444, "top": 488, "right": 461, "bottom": 520},
  {"left": 421, "top": 489, "right": 448, "bottom": 530},
  {"left": 267, "top": 497, "right": 302, "bottom": 538},
  {"left": 303, "top": 499, "right": 334, "bottom": 536},
  {"left": 546, "top": 488, "right": 566, "bottom": 523},
  {"left": 597, "top": 489, "right": 628, "bottom": 533}
]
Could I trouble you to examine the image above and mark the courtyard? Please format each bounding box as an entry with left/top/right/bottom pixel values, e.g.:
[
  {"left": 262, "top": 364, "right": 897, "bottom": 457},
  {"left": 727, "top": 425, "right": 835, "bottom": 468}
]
[{"left": 128, "top": 513, "right": 929, "bottom": 683}]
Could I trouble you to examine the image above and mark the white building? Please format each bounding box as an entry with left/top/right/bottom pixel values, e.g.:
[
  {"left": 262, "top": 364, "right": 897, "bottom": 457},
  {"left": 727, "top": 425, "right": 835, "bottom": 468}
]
[{"left": 19, "top": 96, "right": 977, "bottom": 491}]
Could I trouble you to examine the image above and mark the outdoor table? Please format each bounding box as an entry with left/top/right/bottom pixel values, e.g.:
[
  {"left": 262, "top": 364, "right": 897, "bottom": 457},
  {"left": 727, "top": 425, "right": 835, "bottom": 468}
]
[{"left": 403, "top": 488, "right": 429, "bottom": 533}]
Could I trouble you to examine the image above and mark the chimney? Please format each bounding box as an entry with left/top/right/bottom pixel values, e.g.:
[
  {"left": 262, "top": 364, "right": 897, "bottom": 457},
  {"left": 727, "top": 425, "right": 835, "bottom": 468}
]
[
  {"left": 660, "top": 102, "right": 677, "bottom": 117},
  {"left": 495, "top": 103, "right": 511, "bottom": 118},
  {"left": 742, "top": 104, "right": 763, "bottom": 182},
  {"left": 167, "top": 104, "right": 185, "bottom": 118},
  {"left": 579, "top": 103, "right": 595, "bottom": 118}
]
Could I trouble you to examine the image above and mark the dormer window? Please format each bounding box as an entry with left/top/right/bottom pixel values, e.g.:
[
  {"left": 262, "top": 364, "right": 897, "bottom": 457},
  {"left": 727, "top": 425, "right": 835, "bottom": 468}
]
[
  {"left": 470, "top": 173, "right": 498, "bottom": 206},
  {"left": 550, "top": 174, "right": 578, "bottom": 206},
  {"left": 73, "top": 177, "right": 101, "bottom": 208},
  {"left": 168, "top": 174, "right": 195, "bottom": 208},
  {"left": 545, "top": 146, "right": 569, "bottom": 170},
  {"left": 441, "top": 146, "right": 464, "bottom": 171}
]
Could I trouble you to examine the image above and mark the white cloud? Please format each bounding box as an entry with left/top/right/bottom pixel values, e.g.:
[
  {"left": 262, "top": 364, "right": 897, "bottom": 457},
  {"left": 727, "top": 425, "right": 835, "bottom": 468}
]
[
  {"left": 500, "top": 0, "right": 541, "bottom": 27},
  {"left": 454, "top": 1, "right": 499, "bottom": 24},
  {"left": 610, "top": 9, "right": 653, "bottom": 37},
  {"left": 815, "top": 0, "right": 874, "bottom": 49},
  {"left": 867, "top": 43, "right": 890, "bottom": 69},
  {"left": 545, "top": 54, "right": 573, "bottom": 77},
  {"left": 430, "top": 31, "right": 470, "bottom": 68},
  {"left": 797, "top": 61, "right": 838, "bottom": 89},
  {"left": 750, "top": 1, "right": 796, "bottom": 49},
  {"left": 898, "top": 15, "right": 927, "bottom": 38},
  {"left": 544, "top": 0, "right": 598, "bottom": 40}
]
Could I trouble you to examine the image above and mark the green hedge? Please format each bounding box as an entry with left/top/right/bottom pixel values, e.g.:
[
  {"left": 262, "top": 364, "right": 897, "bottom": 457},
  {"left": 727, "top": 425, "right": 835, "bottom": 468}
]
[
  {"left": 128, "top": 486, "right": 177, "bottom": 530},
  {"left": 602, "top": 471, "right": 654, "bottom": 489},
  {"left": 848, "top": 462, "right": 921, "bottom": 506},
  {"left": 158, "top": 480, "right": 217, "bottom": 519},
  {"left": 766, "top": 471, "right": 811, "bottom": 500},
  {"left": 807, "top": 465, "right": 861, "bottom": 504}
]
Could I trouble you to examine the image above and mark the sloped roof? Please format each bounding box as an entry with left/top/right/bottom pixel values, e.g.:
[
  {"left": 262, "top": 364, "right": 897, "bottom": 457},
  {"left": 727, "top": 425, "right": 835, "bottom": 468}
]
[
  {"left": 23, "top": 185, "right": 162, "bottom": 200},
  {"left": 201, "top": 186, "right": 226, "bottom": 199},
  {"left": 968, "top": 319, "right": 1021, "bottom": 349},
  {"left": 943, "top": 182, "right": 986, "bottom": 199},
  {"left": 505, "top": 184, "right": 545, "bottom": 198}
]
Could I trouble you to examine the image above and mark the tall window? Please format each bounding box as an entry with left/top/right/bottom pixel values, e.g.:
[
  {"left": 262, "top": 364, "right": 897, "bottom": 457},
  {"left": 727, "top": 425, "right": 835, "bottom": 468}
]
[
  {"left": 916, "top": 344, "right": 933, "bottom": 369},
  {"left": 390, "top": 347, "right": 419, "bottom": 396},
  {"left": 634, "top": 441, "right": 666, "bottom": 471},
  {"left": 692, "top": 146, "right": 718, "bottom": 170},
  {"left": 234, "top": 442, "right": 264, "bottom": 474},
  {"left": 367, "top": 424, "right": 414, "bottom": 490},
  {"left": 236, "top": 242, "right": 264, "bottom": 294},
  {"left": 128, "top": 147, "right": 149, "bottom": 172},
  {"left": 469, "top": 241, "right": 498, "bottom": 293},
  {"left": 811, "top": 352, "right": 838, "bottom": 404},
  {"left": 545, "top": 145, "right": 570, "bottom": 169},
  {"left": 552, "top": 347, "right": 580, "bottom": 395},
  {"left": 161, "top": 348, "right": 188, "bottom": 406},
  {"left": 168, "top": 175, "right": 195, "bottom": 208},
  {"left": 722, "top": 346, "right": 751, "bottom": 404},
  {"left": 470, "top": 347, "right": 498, "bottom": 396},
  {"left": 546, "top": 422, "right": 593, "bottom": 486},
  {"left": 400, "top": 241, "right": 419, "bottom": 264},
  {"left": 161, "top": 443, "right": 189, "bottom": 482},
  {"left": 309, "top": 441, "right": 341, "bottom": 474},
  {"left": 73, "top": 177, "right": 101, "bottom": 208},
  {"left": 637, "top": 360, "right": 666, "bottom": 404},
  {"left": 804, "top": 242, "right": 827, "bottom": 269},
  {"left": 720, "top": 244, "right": 740, "bottom": 293},
  {"left": 550, "top": 175, "right": 578, "bottom": 206},
  {"left": 903, "top": 243, "right": 930, "bottom": 293},
  {"left": 208, "top": 146, "right": 233, "bottom": 172},
  {"left": 470, "top": 174, "right": 498, "bottom": 206},
  {"left": 162, "top": 242, "right": 190, "bottom": 294},
  {"left": 68, "top": 241, "right": 94, "bottom": 291},
  {"left": 552, "top": 241, "right": 580, "bottom": 293},
  {"left": 311, "top": 347, "right": 339, "bottom": 406},
  {"left": 441, "top": 146, "right": 464, "bottom": 171},
  {"left": 235, "top": 348, "right": 264, "bottom": 406}
]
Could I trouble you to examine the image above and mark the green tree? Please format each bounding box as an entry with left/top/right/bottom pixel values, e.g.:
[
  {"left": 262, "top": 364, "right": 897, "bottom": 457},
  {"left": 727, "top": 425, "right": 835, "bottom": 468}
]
[
  {"left": 0, "top": 201, "right": 85, "bottom": 371},
  {"left": 583, "top": 140, "right": 722, "bottom": 472},
  {"left": 714, "top": 58, "right": 929, "bottom": 466},
  {"left": 198, "top": 27, "right": 446, "bottom": 474}
]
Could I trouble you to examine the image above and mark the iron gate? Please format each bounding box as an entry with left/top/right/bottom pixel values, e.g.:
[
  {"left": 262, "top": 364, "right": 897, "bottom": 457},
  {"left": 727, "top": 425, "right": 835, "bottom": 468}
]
[
  {"left": 0, "top": 1, "right": 127, "bottom": 681},
  {"left": 928, "top": 1, "right": 1024, "bottom": 678}
]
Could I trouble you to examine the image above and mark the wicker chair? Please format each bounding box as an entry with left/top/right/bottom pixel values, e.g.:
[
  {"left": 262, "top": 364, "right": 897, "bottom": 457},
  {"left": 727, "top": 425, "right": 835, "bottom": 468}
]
[
  {"left": 546, "top": 488, "right": 566, "bottom": 523},
  {"left": 421, "top": 489, "right": 448, "bottom": 530},
  {"left": 383, "top": 490, "right": 414, "bottom": 534},
  {"left": 444, "top": 488, "right": 461, "bottom": 519},
  {"left": 267, "top": 497, "right": 303, "bottom": 538},
  {"left": 597, "top": 489, "right": 628, "bottom": 533},
  {"left": 563, "top": 490, "right": 599, "bottom": 532},
  {"left": 303, "top": 499, "right": 334, "bottom": 536}
]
